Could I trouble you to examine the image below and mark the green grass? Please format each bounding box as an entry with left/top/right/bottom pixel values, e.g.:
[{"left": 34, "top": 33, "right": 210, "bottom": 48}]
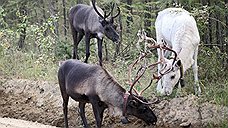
[
  {"left": 206, "top": 120, "right": 228, "bottom": 128},
  {"left": 0, "top": 48, "right": 58, "bottom": 81}
]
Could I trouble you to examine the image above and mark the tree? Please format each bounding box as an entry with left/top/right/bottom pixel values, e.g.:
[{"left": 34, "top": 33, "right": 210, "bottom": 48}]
[
  {"left": 17, "top": 1, "right": 27, "bottom": 49},
  {"left": 126, "top": 0, "right": 133, "bottom": 33},
  {"left": 144, "top": 0, "right": 152, "bottom": 36},
  {"left": 62, "top": 0, "right": 67, "bottom": 40},
  {"left": 49, "top": 0, "right": 59, "bottom": 37}
]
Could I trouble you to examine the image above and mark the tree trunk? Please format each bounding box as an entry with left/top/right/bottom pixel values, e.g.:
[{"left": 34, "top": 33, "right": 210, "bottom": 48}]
[
  {"left": 17, "top": 3, "right": 27, "bottom": 50},
  {"left": 207, "top": 0, "right": 213, "bottom": 48},
  {"left": 126, "top": 0, "right": 133, "bottom": 33},
  {"left": 49, "top": 0, "right": 59, "bottom": 37},
  {"left": 41, "top": 0, "right": 47, "bottom": 36},
  {"left": 215, "top": 12, "right": 221, "bottom": 50},
  {"left": 225, "top": 0, "right": 228, "bottom": 69},
  {"left": 114, "top": 13, "right": 123, "bottom": 60},
  {"left": 144, "top": 0, "right": 152, "bottom": 36},
  {"left": 62, "top": 0, "right": 67, "bottom": 40}
]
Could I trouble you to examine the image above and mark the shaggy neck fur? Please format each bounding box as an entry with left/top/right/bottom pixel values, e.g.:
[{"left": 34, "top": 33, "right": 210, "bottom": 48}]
[{"left": 95, "top": 68, "right": 126, "bottom": 116}]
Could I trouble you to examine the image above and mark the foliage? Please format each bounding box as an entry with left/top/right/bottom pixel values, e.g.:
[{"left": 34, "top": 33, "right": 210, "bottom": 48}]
[{"left": 198, "top": 46, "right": 228, "bottom": 106}]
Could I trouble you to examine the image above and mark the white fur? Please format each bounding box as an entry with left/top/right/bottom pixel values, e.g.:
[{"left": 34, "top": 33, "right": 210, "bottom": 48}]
[
  {"left": 155, "top": 8, "right": 201, "bottom": 95},
  {"left": 97, "top": 32, "right": 104, "bottom": 39}
]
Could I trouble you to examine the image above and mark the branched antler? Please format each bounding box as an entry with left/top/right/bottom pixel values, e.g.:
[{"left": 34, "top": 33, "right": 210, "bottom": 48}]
[
  {"left": 127, "top": 52, "right": 160, "bottom": 105},
  {"left": 148, "top": 43, "right": 177, "bottom": 66},
  {"left": 137, "top": 29, "right": 157, "bottom": 45},
  {"left": 147, "top": 43, "right": 179, "bottom": 81},
  {"left": 128, "top": 52, "right": 147, "bottom": 95}
]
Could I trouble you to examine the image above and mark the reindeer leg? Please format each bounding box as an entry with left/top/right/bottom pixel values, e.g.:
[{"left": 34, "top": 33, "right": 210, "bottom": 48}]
[
  {"left": 84, "top": 33, "right": 91, "bottom": 63},
  {"left": 97, "top": 100, "right": 107, "bottom": 123},
  {"left": 72, "top": 30, "right": 78, "bottom": 59},
  {"left": 97, "top": 38, "right": 103, "bottom": 66},
  {"left": 193, "top": 46, "right": 201, "bottom": 96},
  {"left": 121, "top": 117, "right": 129, "bottom": 124},
  {"left": 63, "top": 97, "right": 69, "bottom": 128},
  {"left": 89, "top": 96, "right": 102, "bottom": 128},
  {"left": 175, "top": 82, "right": 182, "bottom": 98},
  {"left": 79, "top": 102, "right": 89, "bottom": 128},
  {"left": 156, "top": 48, "right": 163, "bottom": 92},
  {"left": 58, "top": 76, "right": 69, "bottom": 128},
  {"left": 60, "top": 92, "right": 69, "bottom": 128},
  {"left": 75, "top": 32, "right": 84, "bottom": 59}
]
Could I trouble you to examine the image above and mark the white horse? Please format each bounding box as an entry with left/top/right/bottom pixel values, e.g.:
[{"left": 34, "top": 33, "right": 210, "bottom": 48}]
[{"left": 155, "top": 8, "right": 201, "bottom": 95}]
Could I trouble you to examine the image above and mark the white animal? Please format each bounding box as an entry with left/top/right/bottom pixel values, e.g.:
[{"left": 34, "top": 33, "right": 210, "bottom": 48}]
[{"left": 155, "top": 8, "right": 201, "bottom": 95}]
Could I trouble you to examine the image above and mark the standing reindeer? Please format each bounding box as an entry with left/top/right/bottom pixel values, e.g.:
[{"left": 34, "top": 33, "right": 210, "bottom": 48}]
[
  {"left": 155, "top": 8, "right": 201, "bottom": 95},
  {"left": 58, "top": 59, "right": 157, "bottom": 128},
  {"left": 69, "top": 0, "right": 120, "bottom": 66}
]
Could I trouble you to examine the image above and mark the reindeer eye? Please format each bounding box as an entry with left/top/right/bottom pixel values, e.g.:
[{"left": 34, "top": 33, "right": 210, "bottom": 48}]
[
  {"left": 170, "top": 75, "right": 175, "bottom": 79},
  {"left": 141, "top": 107, "right": 147, "bottom": 113},
  {"left": 113, "top": 24, "right": 117, "bottom": 29},
  {"left": 105, "top": 27, "right": 110, "bottom": 31}
]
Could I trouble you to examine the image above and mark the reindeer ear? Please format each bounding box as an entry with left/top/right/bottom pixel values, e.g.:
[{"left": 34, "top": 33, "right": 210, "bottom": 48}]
[
  {"left": 175, "top": 59, "right": 182, "bottom": 67},
  {"left": 110, "top": 18, "right": 114, "bottom": 24},
  {"left": 129, "top": 100, "right": 138, "bottom": 108},
  {"left": 172, "top": 59, "right": 182, "bottom": 71},
  {"left": 99, "top": 17, "right": 106, "bottom": 26}
]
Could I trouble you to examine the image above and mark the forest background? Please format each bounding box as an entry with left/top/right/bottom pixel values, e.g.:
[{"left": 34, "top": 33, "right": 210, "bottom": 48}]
[{"left": 0, "top": 0, "right": 228, "bottom": 112}]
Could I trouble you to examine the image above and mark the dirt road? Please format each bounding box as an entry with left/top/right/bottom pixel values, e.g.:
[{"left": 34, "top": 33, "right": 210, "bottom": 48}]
[{"left": 0, "top": 117, "right": 58, "bottom": 128}]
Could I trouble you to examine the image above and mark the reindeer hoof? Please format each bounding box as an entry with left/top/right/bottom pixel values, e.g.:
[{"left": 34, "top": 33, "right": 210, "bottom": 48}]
[{"left": 121, "top": 117, "right": 129, "bottom": 124}]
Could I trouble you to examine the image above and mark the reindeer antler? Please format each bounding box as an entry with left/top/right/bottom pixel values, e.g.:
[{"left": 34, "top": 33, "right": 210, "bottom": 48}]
[
  {"left": 147, "top": 43, "right": 179, "bottom": 81},
  {"left": 104, "top": 3, "right": 115, "bottom": 18},
  {"left": 128, "top": 52, "right": 147, "bottom": 95},
  {"left": 112, "top": 6, "right": 120, "bottom": 19},
  {"left": 127, "top": 52, "right": 159, "bottom": 105},
  {"left": 92, "top": 0, "right": 119, "bottom": 20},
  {"left": 137, "top": 29, "right": 157, "bottom": 45},
  {"left": 148, "top": 44, "right": 178, "bottom": 65},
  {"left": 92, "top": 0, "right": 104, "bottom": 19}
]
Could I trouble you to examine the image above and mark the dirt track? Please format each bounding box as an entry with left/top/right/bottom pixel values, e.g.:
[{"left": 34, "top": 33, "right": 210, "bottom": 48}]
[
  {"left": 0, "top": 77, "right": 228, "bottom": 128},
  {"left": 0, "top": 117, "right": 58, "bottom": 128}
]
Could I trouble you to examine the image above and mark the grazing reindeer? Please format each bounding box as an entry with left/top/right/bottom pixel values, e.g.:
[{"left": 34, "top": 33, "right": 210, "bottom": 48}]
[
  {"left": 155, "top": 8, "right": 201, "bottom": 95},
  {"left": 69, "top": 0, "right": 120, "bottom": 66},
  {"left": 58, "top": 59, "right": 157, "bottom": 128}
]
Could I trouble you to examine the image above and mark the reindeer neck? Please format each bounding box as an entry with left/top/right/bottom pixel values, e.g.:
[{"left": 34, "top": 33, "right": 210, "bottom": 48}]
[
  {"left": 96, "top": 68, "right": 127, "bottom": 116},
  {"left": 171, "top": 26, "right": 199, "bottom": 73},
  {"left": 177, "top": 46, "right": 196, "bottom": 72}
]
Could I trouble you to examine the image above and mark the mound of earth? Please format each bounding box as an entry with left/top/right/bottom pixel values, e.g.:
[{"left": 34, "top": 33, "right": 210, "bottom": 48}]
[{"left": 0, "top": 77, "right": 227, "bottom": 128}]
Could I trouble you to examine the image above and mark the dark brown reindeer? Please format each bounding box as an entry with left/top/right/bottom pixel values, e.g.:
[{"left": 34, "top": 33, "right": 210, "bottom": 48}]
[
  {"left": 58, "top": 59, "right": 157, "bottom": 128},
  {"left": 69, "top": 0, "right": 120, "bottom": 66}
]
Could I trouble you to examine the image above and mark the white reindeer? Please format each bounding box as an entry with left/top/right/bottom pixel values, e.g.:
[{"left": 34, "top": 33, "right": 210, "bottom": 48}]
[{"left": 155, "top": 8, "right": 201, "bottom": 96}]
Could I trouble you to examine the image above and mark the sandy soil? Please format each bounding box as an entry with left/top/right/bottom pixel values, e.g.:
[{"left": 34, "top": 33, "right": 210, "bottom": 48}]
[
  {"left": 0, "top": 77, "right": 227, "bottom": 128},
  {"left": 0, "top": 117, "right": 58, "bottom": 128}
]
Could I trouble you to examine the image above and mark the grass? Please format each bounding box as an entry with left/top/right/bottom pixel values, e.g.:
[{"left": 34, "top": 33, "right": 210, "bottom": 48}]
[
  {"left": 1, "top": 45, "right": 228, "bottom": 107},
  {"left": 0, "top": 48, "right": 58, "bottom": 81},
  {"left": 206, "top": 120, "right": 228, "bottom": 128}
]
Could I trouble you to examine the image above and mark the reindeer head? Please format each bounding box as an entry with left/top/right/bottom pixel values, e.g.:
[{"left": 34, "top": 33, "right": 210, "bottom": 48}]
[
  {"left": 92, "top": 0, "right": 120, "bottom": 43},
  {"left": 158, "top": 59, "right": 184, "bottom": 95},
  {"left": 148, "top": 44, "right": 184, "bottom": 95},
  {"left": 125, "top": 94, "right": 157, "bottom": 125}
]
